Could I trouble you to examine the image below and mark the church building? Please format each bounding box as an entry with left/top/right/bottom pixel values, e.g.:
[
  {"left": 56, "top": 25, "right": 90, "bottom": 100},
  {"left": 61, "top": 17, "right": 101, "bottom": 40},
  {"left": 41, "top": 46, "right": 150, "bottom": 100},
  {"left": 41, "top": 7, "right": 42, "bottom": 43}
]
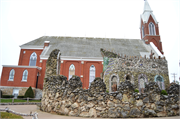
[{"left": 0, "top": 0, "right": 167, "bottom": 97}]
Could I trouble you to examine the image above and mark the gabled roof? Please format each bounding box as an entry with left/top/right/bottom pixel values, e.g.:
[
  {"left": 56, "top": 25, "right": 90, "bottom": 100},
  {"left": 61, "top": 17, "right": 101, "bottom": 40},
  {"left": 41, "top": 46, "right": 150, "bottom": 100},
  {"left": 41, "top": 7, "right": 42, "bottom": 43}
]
[
  {"left": 20, "top": 36, "right": 159, "bottom": 59},
  {"left": 140, "top": 0, "right": 158, "bottom": 28}
]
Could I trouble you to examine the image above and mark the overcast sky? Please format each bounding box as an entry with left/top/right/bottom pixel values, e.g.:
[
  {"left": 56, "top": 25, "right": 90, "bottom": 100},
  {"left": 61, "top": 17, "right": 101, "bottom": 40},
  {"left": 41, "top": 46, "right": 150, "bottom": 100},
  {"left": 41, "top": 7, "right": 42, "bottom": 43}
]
[{"left": 0, "top": 0, "right": 179, "bottom": 83}]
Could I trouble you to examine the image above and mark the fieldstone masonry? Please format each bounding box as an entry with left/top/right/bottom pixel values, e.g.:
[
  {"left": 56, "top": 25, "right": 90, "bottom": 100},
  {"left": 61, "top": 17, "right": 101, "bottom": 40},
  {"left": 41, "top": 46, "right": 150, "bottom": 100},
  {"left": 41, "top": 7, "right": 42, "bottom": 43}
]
[
  {"left": 41, "top": 75, "right": 179, "bottom": 118},
  {"left": 101, "top": 48, "right": 169, "bottom": 92},
  {"left": 41, "top": 49, "right": 179, "bottom": 118}
]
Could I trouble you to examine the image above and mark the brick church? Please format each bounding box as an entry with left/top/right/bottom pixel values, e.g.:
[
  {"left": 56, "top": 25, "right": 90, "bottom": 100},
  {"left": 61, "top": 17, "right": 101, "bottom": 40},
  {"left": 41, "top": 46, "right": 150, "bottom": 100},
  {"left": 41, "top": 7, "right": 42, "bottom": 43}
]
[{"left": 0, "top": 0, "right": 165, "bottom": 97}]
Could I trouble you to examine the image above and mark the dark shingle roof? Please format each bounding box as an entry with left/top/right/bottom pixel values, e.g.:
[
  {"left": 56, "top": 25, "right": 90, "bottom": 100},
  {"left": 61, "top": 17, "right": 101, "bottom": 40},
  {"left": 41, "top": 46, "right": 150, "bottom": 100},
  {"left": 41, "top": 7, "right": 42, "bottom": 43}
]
[{"left": 20, "top": 36, "right": 153, "bottom": 58}]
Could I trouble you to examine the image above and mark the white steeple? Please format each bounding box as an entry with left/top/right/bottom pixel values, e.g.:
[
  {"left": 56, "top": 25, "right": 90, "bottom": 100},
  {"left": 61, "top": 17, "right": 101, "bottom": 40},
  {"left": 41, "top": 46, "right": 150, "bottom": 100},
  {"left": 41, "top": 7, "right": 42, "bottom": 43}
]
[
  {"left": 143, "top": 0, "right": 153, "bottom": 13},
  {"left": 140, "top": 0, "right": 158, "bottom": 28}
]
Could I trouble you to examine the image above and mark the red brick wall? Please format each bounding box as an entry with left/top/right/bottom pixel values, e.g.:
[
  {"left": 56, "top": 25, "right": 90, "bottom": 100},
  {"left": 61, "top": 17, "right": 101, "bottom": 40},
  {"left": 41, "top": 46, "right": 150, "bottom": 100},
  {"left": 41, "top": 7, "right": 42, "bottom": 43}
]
[
  {"left": 37, "top": 60, "right": 47, "bottom": 89},
  {"left": 60, "top": 60, "right": 103, "bottom": 89},
  {"left": 0, "top": 67, "right": 39, "bottom": 88},
  {"left": 140, "top": 15, "right": 163, "bottom": 54},
  {"left": 1, "top": 58, "right": 103, "bottom": 90},
  {"left": 18, "top": 49, "right": 43, "bottom": 66}
]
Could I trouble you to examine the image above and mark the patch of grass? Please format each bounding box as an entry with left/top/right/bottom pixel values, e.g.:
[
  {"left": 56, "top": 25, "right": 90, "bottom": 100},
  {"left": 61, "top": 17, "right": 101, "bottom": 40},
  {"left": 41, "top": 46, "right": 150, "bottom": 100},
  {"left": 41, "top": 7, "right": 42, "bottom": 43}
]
[
  {"left": 134, "top": 89, "right": 139, "bottom": 93},
  {"left": 0, "top": 99, "right": 12, "bottom": 103},
  {"left": 0, "top": 112, "right": 24, "bottom": 119},
  {"left": 29, "top": 100, "right": 41, "bottom": 102},
  {"left": 161, "top": 90, "right": 168, "bottom": 95},
  {"left": 0, "top": 99, "right": 41, "bottom": 103}
]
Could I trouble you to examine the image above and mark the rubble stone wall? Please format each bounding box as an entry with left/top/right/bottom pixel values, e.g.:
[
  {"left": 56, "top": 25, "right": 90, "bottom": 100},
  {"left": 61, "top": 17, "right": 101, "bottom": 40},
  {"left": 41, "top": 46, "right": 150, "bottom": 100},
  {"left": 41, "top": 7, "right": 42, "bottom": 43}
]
[
  {"left": 40, "top": 75, "right": 179, "bottom": 118},
  {"left": 41, "top": 49, "right": 179, "bottom": 118},
  {"left": 104, "top": 57, "right": 169, "bottom": 92}
]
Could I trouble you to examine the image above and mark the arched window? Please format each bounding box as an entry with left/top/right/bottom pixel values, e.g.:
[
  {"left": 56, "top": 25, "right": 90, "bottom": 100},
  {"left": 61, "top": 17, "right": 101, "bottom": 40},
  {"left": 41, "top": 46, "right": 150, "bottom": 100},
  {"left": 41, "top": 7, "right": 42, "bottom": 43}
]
[
  {"left": 89, "top": 65, "right": 95, "bottom": 87},
  {"left": 142, "top": 26, "right": 145, "bottom": 38},
  {"left": 154, "top": 75, "right": 165, "bottom": 90},
  {"left": 22, "top": 70, "right": 28, "bottom": 81},
  {"left": 138, "top": 74, "right": 148, "bottom": 93},
  {"left": 69, "top": 64, "right": 75, "bottom": 80},
  {"left": 111, "top": 76, "right": 117, "bottom": 92},
  {"left": 29, "top": 52, "right": 37, "bottom": 66},
  {"left": 149, "top": 22, "right": 156, "bottom": 35},
  {"left": 8, "top": 69, "right": 15, "bottom": 81}
]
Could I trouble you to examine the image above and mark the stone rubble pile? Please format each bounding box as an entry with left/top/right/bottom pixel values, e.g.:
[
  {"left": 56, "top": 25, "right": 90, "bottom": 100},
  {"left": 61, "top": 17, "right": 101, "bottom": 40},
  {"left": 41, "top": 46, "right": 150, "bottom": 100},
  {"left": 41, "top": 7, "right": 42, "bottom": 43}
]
[
  {"left": 89, "top": 77, "right": 106, "bottom": 94},
  {"left": 41, "top": 75, "right": 180, "bottom": 118}
]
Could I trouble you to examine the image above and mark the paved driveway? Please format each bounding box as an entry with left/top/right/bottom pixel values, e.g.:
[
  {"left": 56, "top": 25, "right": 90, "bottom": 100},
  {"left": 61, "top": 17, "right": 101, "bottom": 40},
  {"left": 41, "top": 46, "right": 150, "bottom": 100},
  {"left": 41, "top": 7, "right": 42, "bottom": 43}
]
[{"left": 0, "top": 105, "right": 179, "bottom": 119}]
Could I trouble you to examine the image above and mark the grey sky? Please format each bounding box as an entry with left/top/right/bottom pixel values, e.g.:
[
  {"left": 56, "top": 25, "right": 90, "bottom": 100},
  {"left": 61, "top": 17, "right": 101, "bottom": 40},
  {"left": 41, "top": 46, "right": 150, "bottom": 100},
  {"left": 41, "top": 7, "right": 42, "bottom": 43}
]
[{"left": 0, "top": 0, "right": 179, "bottom": 82}]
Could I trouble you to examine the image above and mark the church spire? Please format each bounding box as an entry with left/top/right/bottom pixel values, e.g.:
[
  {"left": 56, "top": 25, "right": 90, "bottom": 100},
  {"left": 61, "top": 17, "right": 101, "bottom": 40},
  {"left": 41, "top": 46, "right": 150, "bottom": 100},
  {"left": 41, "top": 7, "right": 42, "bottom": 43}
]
[
  {"left": 140, "top": 0, "right": 157, "bottom": 24},
  {"left": 140, "top": 0, "right": 164, "bottom": 55},
  {"left": 143, "top": 0, "right": 153, "bottom": 13}
]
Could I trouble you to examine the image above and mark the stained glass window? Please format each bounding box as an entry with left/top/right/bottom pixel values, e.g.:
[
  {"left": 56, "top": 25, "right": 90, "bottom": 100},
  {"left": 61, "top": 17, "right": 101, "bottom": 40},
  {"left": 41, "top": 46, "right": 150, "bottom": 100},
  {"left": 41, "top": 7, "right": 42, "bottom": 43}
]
[
  {"left": 142, "top": 26, "right": 145, "bottom": 38},
  {"left": 22, "top": 70, "right": 28, "bottom": 81},
  {"left": 29, "top": 52, "right": 37, "bottom": 66},
  {"left": 69, "top": 64, "right": 75, "bottom": 80},
  {"left": 9, "top": 69, "right": 15, "bottom": 81},
  {"left": 149, "top": 22, "right": 156, "bottom": 35},
  {"left": 89, "top": 65, "right": 95, "bottom": 87}
]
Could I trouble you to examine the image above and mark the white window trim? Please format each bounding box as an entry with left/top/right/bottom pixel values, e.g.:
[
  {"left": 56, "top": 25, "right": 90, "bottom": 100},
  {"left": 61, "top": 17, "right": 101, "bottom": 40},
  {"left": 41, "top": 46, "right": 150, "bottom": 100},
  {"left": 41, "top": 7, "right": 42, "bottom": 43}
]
[
  {"left": 8, "top": 79, "right": 14, "bottom": 81},
  {"left": 89, "top": 65, "right": 96, "bottom": 87},
  {"left": 22, "top": 70, "right": 28, "bottom": 82},
  {"left": 69, "top": 64, "right": 75, "bottom": 80},
  {"left": 8, "top": 69, "right": 15, "bottom": 81},
  {"left": 29, "top": 52, "right": 37, "bottom": 66},
  {"left": 21, "top": 80, "right": 27, "bottom": 82}
]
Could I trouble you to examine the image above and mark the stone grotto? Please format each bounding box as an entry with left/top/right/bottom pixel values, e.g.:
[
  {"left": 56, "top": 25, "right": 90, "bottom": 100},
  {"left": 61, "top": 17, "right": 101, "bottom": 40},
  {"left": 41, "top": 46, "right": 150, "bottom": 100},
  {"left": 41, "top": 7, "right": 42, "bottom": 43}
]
[{"left": 40, "top": 49, "right": 179, "bottom": 118}]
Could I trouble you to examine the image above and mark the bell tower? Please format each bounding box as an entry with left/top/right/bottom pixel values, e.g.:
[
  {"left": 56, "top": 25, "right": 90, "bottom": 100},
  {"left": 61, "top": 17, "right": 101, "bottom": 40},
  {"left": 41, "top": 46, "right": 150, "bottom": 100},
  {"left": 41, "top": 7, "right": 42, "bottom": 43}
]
[{"left": 140, "top": 0, "right": 163, "bottom": 54}]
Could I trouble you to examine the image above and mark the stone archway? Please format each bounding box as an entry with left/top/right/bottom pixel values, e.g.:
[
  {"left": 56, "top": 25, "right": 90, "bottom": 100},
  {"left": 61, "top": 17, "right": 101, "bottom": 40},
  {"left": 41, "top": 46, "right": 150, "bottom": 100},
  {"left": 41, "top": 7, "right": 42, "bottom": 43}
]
[
  {"left": 154, "top": 75, "right": 165, "bottom": 90},
  {"left": 124, "top": 74, "right": 134, "bottom": 85},
  {"left": 138, "top": 74, "right": 148, "bottom": 93},
  {"left": 109, "top": 74, "right": 120, "bottom": 93}
]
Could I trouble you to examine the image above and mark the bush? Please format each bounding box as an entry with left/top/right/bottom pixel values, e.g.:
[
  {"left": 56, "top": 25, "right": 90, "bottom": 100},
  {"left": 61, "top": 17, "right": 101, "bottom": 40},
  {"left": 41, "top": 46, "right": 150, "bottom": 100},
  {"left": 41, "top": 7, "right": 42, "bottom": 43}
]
[
  {"left": 161, "top": 90, "right": 167, "bottom": 95},
  {"left": 24, "top": 86, "right": 34, "bottom": 98},
  {"left": 134, "top": 89, "right": 139, "bottom": 93},
  {"left": 106, "top": 90, "right": 109, "bottom": 93},
  {"left": 17, "top": 96, "right": 24, "bottom": 98},
  {"left": 2, "top": 95, "right": 14, "bottom": 98}
]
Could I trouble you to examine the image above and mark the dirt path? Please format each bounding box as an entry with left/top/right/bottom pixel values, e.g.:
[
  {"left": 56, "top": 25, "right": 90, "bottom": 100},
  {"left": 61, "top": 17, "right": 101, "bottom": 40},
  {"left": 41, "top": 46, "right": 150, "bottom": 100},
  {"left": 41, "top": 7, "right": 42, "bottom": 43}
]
[{"left": 0, "top": 105, "right": 179, "bottom": 119}]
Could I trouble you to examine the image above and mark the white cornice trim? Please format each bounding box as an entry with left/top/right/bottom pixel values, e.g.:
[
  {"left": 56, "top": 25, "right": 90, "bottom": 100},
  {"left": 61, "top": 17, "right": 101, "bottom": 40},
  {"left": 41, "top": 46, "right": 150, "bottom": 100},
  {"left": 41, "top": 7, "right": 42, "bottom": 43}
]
[
  {"left": 144, "top": 34, "right": 160, "bottom": 37},
  {"left": 40, "top": 56, "right": 103, "bottom": 61},
  {"left": 0, "top": 86, "right": 37, "bottom": 89},
  {"left": 150, "top": 42, "right": 163, "bottom": 57},
  {"left": 20, "top": 46, "right": 44, "bottom": 50},
  {"left": 2, "top": 65, "right": 42, "bottom": 70},
  {"left": 44, "top": 41, "right": 50, "bottom": 43}
]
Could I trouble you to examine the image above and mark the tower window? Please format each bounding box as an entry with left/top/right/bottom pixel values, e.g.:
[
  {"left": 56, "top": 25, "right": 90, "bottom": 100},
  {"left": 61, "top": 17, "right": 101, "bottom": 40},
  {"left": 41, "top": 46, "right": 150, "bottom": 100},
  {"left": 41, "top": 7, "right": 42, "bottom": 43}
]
[
  {"left": 149, "top": 22, "right": 156, "bottom": 35},
  {"left": 69, "top": 64, "right": 75, "bottom": 79},
  {"left": 29, "top": 52, "right": 37, "bottom": 66},
  {"left": 89, "top": 65, "right": 95, "bottom": 87},
  {"left": 22, "top": 70, "right": 28, "bottom": 81},
  {"left": 8, "top": 69, "right": 15, "bottom": 81},
  {"left": 142, "top": 26, "right": 145, "bottom": 38}
]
